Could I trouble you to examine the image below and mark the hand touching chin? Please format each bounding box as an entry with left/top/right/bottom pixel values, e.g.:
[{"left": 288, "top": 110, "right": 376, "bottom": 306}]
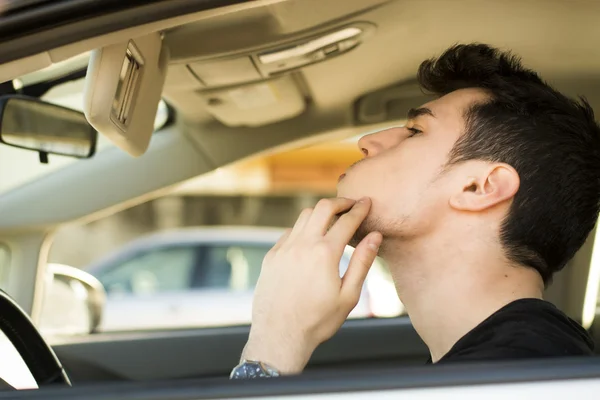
[{"left": 242, "top": 197, "right": 382, "bottom": 374}]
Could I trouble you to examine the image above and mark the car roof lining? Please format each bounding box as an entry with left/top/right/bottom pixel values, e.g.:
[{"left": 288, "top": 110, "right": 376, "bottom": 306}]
[{"left": 167, "top": 0, "right": 600, "bottom": 128}]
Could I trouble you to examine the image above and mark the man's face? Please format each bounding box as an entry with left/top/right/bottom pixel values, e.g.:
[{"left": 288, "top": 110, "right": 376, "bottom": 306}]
[{"left": 337, "top": 88, "right": 489, "bottom": 247}]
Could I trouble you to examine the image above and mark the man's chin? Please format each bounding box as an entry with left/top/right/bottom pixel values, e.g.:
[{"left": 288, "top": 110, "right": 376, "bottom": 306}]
[{"left": 335, "top": 182, "right": 358, "bottom": 200}]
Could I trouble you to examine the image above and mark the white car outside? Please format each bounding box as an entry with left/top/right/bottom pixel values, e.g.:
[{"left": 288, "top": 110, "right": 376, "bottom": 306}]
[{"left": 84, "top": 226, "right": 403, "bottom": 332}]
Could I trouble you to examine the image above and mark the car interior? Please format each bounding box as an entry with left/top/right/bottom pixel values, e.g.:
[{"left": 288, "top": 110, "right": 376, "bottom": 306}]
[{"left": 1, "top": 0, "right": 600, "bottom": 398}]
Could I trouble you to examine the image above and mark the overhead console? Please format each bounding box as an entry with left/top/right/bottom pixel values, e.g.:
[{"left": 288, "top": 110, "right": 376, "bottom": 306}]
[
  {"left": 355, "top": 80, "right": 435, "bottom": 125},
  {"left": 197, "top": 75, "right": 305, "bottom": 128},
  {"left": 187, "top": 23, "right": 374, "bottom": 86},
  {"left": 83, "top": 33, "right": 169, "bottom": 157},
  {"left": 256, "top": 25, "right": 368, "bottom": 75},
  {"left": 170, "top": 23, "right": 375, "bottom": 127}
]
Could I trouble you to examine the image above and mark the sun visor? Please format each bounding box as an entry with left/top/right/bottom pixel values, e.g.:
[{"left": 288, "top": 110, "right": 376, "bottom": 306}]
[{"left": 83, "top": 33, "right": 169, "bottom": 156}]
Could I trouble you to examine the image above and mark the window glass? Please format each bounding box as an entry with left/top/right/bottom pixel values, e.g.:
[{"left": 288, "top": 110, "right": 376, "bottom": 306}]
[
  {"left": 48, "top": 132, "right": 407, "bottom": 333},
  {"left": 366, "top": 257, "right": 404, "bottom": 317},
  {"left": 192, "top": 245, "right": 271, "bottom": 291},
  {"left": 98, "top": 246, "right": 197, "bottom": 295}
]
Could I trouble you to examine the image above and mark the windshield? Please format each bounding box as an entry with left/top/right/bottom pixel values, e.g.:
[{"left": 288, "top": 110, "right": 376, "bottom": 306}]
[
  {"left": 0, "top": 75, "right": 169, "bottom": 196},
  {"left": 2, "top": 0, "right": 53, "bottom": 13}
]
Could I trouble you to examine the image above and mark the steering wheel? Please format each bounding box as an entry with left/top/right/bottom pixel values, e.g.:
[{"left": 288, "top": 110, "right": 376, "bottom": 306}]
[{"left": 0, "top": 289, "right": 71, "bottom": 389}]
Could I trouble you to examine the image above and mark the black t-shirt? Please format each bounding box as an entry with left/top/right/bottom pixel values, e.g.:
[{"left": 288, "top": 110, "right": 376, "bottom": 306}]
[{"left": 427, "top": 298, "right": 594, "bottom": 364}]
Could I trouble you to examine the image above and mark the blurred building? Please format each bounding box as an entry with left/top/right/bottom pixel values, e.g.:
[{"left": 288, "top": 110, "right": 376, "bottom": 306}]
[{"left": 49, "top": 139, "right": 363, "bottom": 268}]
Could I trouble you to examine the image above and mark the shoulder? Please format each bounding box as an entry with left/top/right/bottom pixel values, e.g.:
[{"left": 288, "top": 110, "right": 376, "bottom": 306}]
[{"left": 438, "top": 299, "right": 594, "bottom": 363}]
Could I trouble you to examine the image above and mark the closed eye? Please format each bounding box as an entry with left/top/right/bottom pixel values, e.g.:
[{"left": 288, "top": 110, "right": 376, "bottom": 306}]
[{"left": 407, "top": 127, "right": 422, "bottom": 138}]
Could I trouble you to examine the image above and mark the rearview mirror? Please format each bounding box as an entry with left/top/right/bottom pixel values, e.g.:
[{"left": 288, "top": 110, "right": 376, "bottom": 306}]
[{"left": 0, "top": 95, "right": 97, "bottom": 163}]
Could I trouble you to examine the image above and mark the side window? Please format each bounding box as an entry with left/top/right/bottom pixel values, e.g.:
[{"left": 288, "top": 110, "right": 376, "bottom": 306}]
[
  {"left": 192, "top": 245, "right": 270, "bottom": 291},
  {"left": 46, "top": 132, "right": 411, "bottom": 335},
  {"left": 341, "top": 247, "right": 405, "bottom": 318},
  {"left": 366, "top": 257, "right": 404, "bottom": 317},
  {"left": 99, "top": 246, "right": 197, "bottom": 295}
]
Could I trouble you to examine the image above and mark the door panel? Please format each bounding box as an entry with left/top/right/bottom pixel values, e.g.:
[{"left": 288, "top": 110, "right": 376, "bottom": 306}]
[
  {"left": 8, "top": 358, "right": 600, "bottom": 400},
  {"left": 51, "top": 317, "right": 427, "bottom": 383}
]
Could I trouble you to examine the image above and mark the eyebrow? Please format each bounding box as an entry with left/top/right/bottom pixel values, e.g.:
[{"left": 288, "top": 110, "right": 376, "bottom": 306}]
[{"left": 407, "top": 107, "right": 435, "bottom": 120}]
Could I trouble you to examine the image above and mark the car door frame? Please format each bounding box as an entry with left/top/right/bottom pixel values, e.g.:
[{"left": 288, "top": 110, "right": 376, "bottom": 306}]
[{"left": 4, "top": 357, "right": 600, "bottom": 399}]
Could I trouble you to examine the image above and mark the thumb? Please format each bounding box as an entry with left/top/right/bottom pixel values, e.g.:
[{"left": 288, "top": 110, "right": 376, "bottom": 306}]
[{"left": 340, "top": 232, "right": 382, "bottom": 307}]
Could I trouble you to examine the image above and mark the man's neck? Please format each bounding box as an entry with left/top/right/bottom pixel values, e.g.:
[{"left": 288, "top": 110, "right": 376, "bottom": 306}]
[{"left": 382, "top": 233, "right": 544, "bottom": 363}]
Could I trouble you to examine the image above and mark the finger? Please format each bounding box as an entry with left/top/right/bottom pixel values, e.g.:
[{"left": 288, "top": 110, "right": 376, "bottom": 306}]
[
  {"left": 340, "top": 231, "right": 382, "bottom": 307},
  {"left": 305, "top": 198, "right": 356, "bottom": 236},
  {"left": 271, "top": 228, "right": 292, "bottom": 252},
  {"left": 326, "top": 197, "right": 371, "bottom": 246},
  {"left": 288, "top": 208, "right": 313, "bottom": 240}
]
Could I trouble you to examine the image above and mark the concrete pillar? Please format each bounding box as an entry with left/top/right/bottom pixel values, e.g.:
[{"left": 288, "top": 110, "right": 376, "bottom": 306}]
[{"left": 153, "top": 196, "right": 184, "bottom": 230}]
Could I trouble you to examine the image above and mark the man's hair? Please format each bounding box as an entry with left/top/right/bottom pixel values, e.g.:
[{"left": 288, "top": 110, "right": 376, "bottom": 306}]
[{"left": 417, "top": 43, "right": 600, "bottom": 284}]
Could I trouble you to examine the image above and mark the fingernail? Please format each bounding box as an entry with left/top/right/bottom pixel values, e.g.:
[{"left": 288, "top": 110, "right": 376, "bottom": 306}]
[
  {"left": 368, "top": 232, "right": 382, "bottom": 251},
  {"left": 358, "top": 197, "right": 369, "bottom": 203}
]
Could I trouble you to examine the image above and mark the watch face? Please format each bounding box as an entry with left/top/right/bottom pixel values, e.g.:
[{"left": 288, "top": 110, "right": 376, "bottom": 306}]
[{"left": 230, "top": 361, "right": 280, "bottom": 379}]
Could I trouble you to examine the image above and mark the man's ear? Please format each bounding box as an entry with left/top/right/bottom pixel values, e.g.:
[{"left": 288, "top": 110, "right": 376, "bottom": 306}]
[{"left": 449, "top": 163, "right": 520, "bottom": 211}]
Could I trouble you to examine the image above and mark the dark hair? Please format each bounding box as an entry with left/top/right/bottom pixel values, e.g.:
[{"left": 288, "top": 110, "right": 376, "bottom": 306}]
[{"left": 417, "top": 43, "right": 600, "bottom": 284}]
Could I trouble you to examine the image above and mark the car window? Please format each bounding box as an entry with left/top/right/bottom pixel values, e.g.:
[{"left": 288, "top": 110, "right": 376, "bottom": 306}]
[
  {"left": 98, "top": 246, "right": 197, "bottom": 295},
  {"left": 48, "top": 134, "right": 407, "bottom": 334},
  {"left": 192, "top": 245, "right": 270, "bottom": 291},
  {"left": 366, "top": 257, "right": 403, "bottom": 317}
]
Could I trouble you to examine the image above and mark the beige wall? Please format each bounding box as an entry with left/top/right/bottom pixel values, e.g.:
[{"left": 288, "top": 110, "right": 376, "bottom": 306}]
[
  {"left": 48, "top": 139, "right": 359, "bottom": 268},
  {"left": 49, "top": 194, "right": 322, "bottom": 269}
]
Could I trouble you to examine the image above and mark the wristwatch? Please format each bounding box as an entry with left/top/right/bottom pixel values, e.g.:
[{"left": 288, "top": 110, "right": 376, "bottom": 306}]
[{"left": 230, "top": 359, "right": 281, "bottom": 379}]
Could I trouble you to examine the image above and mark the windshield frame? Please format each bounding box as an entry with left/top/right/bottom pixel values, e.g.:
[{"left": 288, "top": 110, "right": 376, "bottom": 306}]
[{"left": 0, "top": 0, "right": 248, "bottom": 64}]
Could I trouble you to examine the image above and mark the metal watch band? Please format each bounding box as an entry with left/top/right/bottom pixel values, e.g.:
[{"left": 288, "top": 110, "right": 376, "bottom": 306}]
[{"left": 229, "top": 360, "right": 281, "bottom": 379}]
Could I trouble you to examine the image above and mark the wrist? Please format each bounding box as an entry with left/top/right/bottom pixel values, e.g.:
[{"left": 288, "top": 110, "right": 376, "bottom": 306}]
[{"left": 242, "top": 331, "right": 317, "bottom": 375}]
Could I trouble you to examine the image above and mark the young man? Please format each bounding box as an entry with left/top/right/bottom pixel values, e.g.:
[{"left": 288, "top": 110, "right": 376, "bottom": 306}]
[{"left": 230, "top": 43, "right": 599, "bottom": 378}]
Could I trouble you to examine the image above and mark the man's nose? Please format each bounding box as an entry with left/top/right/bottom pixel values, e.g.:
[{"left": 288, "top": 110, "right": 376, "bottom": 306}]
[{"left": 357, "top": 128, "right": 402, "bottom": 157}]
